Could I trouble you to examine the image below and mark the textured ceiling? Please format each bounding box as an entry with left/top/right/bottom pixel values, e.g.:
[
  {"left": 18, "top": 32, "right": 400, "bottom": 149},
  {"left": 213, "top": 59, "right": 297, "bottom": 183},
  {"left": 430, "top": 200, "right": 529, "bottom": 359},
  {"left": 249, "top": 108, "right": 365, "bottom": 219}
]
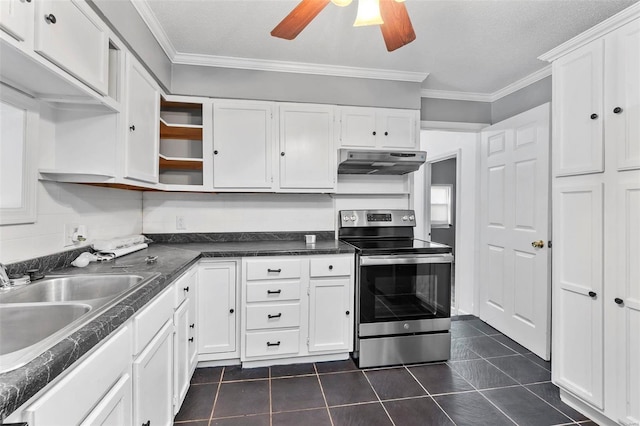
[{"left": 142, "top": 0, "right": 637, "bottom": 94}]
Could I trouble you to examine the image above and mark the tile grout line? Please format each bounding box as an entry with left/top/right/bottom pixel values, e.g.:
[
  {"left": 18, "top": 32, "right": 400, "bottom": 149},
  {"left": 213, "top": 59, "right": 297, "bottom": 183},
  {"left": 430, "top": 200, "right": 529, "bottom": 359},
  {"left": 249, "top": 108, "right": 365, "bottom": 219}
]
[
  {"left": 313, "top": 362, "right": 335, "bottom": 426},
  {"left": 361, "top": 369, "right": 397, "bottom": 426},
  {"left": 404, "top": 365, "right": 457, "bottom": 426},
  {"left": 207, "top": 366, "right": 225, "bottom": 426},
  {"left": 520, "top": 382, "right": 587, "bottom": 424},
  {"left": 268, "top": 366, "right": 273, "bottom": 426}
]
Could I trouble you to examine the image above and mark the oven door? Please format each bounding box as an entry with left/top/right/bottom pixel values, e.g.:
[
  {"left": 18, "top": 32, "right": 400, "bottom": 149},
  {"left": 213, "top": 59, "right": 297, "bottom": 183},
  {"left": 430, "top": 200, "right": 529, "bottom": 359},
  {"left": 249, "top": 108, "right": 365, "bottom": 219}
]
[{"left": 358, "top": 253, "right": 453, "bottom": 337}]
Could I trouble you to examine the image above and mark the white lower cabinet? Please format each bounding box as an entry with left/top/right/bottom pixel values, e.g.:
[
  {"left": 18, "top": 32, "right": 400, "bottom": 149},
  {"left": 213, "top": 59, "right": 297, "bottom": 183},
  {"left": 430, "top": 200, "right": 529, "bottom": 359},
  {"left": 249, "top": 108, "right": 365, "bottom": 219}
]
[
  {"left": 241, "top": 254, "right": 354, "bottom": 364},
  {"left": 197, "top": 261, "right": 238, "bottom": 360},
  {"left": 80, "top": 373, "right": 132, "bottom": 426},
  {"left": 173, "top": 267, "right": 197, "bottom": 413}
]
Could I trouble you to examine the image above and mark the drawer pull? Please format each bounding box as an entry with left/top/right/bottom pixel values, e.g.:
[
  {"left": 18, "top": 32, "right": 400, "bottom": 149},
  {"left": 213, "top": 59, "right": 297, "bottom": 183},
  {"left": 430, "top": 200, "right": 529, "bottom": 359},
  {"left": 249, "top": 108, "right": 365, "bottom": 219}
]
[
  {"left": 268, "top": 313, "right": 282, "bottom": 319},
  {"left": 267, "top": 341, "right": 281, "bottom": 347},
  {"left": 267, "top": 289, "right": 282, "bottom": 294},
  {"left": 267, "top": 268, "right": 282, "bottom": 273}
]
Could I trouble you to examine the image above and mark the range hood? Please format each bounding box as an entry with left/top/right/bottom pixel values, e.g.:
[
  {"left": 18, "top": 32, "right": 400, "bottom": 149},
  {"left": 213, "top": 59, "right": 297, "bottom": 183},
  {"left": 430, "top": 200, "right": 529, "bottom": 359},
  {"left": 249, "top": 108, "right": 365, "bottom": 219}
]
[{"left": 337, "top": 149, "right": 427, "bottom": 175}]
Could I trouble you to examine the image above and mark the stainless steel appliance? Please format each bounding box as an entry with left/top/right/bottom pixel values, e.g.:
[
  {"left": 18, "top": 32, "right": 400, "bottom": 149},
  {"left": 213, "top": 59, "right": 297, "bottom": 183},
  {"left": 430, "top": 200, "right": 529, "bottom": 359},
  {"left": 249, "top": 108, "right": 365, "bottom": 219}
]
[
  {"left": 337, "top": 149, "right": 427, "bottom": 175},
  {"left": 339, "top": 209, "right": 453, "bottom": 368}
]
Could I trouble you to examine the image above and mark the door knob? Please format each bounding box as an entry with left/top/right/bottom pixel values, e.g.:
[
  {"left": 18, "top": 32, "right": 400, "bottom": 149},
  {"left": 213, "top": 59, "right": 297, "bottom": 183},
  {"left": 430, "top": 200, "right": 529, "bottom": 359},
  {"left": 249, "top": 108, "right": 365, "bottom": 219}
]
[{"left": 531, "top": 240, "right": 545, "bottom": 248}]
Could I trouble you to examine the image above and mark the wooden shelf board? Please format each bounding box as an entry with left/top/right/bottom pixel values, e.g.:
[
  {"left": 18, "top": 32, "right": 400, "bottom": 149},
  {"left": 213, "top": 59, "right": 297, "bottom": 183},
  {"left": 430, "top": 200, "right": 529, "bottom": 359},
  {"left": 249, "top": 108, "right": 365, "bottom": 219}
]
[
  {"left": 161, "top": 99, "right": 202, "bottom": 110},
  {"left": 159, "top": 156, "right": 204, "bottom": 171},
  {"left": 159, "top": 117, "right": 202, "bottom": 129},
  {"left": 159, "top": 121, "right": 203, "bottom": 140}
]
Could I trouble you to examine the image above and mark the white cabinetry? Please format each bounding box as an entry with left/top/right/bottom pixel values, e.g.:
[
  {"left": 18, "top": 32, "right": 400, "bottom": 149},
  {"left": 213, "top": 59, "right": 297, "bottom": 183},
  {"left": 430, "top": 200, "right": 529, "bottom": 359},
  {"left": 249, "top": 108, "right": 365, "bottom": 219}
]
[
  {"left": 173, "top": 267, "right": 197, "bottom": 414},
  {"left": 198, "top": 261, "right": 238, "bottom": 360},
  {"left": 124, "top": 54, "right": 160, "bottom": 184},
  {"left": 278, "top": 103, "right": 335, "bottom": 191},
  {"left": 241, "top": 254, "right": 354, "bottom": 365},
  {"left": 338, "top": 107, "right": 418, "bottom": 150},
  {"left": 34, "top": 0, "right": 109, "bottom": 95},
  {"left": 0, "top": 0, "right": 32, "bottom": 42},
  {"left": 541, "top": 8, "right": 640, "bottom": 426},
  {"left": 80, "top": 373, "right": 132, "bottom": 426}
]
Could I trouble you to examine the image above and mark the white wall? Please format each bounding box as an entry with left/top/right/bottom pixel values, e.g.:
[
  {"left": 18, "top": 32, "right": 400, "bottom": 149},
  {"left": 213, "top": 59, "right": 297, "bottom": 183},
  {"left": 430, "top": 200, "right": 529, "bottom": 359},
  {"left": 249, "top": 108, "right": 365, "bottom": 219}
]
[
  {"left": 0, "top": 182, "right": 142, "bottom": 263},
  {"left": 414, "top": 130, "right": 480, "bottom": 316}
]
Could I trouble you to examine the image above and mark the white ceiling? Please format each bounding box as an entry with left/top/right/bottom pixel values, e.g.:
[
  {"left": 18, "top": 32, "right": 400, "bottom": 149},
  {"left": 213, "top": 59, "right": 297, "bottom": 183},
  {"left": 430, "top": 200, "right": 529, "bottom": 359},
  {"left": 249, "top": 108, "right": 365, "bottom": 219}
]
[{"left": 138, "top": 0, "right": 637, "bottom": 96}]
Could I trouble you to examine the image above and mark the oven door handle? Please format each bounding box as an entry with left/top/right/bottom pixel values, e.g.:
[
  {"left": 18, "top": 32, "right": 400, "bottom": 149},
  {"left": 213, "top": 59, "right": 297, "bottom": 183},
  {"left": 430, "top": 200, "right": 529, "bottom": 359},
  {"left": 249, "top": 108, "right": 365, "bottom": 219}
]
[{"left": 360, "top": 253, "right": 454, "bottom": 266}]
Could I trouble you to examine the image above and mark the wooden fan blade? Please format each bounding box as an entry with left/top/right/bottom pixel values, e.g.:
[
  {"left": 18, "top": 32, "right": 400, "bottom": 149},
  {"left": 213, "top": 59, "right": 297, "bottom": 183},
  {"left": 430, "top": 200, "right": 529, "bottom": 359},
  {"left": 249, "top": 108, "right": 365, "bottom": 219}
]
[
  {"left": 271, "top": 0, "right": 331, "bottom": 40},
  {"left": 379, "top": 0, "right": 416, "bottom": 52}
]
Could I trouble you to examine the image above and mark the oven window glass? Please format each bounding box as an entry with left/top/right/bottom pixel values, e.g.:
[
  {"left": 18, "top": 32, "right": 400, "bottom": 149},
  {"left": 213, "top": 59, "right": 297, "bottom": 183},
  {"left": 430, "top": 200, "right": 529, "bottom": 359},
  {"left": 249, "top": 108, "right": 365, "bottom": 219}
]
[{"left": 359, "top": 262, "right": 451, "bottom": 323}]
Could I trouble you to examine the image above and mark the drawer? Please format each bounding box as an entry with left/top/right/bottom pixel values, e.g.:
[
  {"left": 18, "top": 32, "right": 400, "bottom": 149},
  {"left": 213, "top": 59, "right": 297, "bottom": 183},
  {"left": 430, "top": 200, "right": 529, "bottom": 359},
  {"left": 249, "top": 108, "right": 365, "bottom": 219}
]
[
  {"left": 246, "top": 280, "right": 301, "bottom": 302},
  {"left": 246, "top": 303, "right": 300, "bottom": 330},
  {"left": 174, "top": 268, "right": 196, "bottom": 308},
  {"left": 133, "top": 286, "right": 174, "bottom": 355},
  {"left": 310, "top": 256, "right": 353, "bottom": 277},
  {"left": 245, "top": 258, "right": 302, "bottom": 281},
  {"left": 245, "top": 329, "right": 300, "bottom": 358}
]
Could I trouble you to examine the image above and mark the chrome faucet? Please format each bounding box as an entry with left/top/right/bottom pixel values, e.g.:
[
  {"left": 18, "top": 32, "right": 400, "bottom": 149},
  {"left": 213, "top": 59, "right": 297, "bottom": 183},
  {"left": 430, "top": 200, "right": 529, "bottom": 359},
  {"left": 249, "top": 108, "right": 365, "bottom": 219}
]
[{"left": 0, "top": 262, "right": 10, "bottom": 288}]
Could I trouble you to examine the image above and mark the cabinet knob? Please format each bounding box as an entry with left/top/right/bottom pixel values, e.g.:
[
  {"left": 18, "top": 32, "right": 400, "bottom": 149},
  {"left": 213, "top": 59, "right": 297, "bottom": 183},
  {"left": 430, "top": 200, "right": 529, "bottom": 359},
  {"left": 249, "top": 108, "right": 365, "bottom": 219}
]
[
  {"left": 590, "top": 113, "right": 598, "bottom": 120},
  {"left": 26, "top": 0, "right": 32, "bottom": 3},
  {"left": 229, "top": 308, "right": 235, "bottom": 314},
  {"left": 588, "top": 291, "right": 597, "bottom": 298},
  {"left": 183, "top": 286, "right": 189, "bottom": 292},
  {"left": 142, "top": 421, "right": 150, "bottom": 426},
  {"left": 188, "top": 337, "right": 194, "bottom": 342},
  {"left": 384, "top": 131, "right": 388, "bottom": 136},
  {"left": 329, "top": 265, "right": 333, "bottom": 270},
  {"left": 44, "top": 13, "right": 56, "bottom": 24},
  {"left": 280, "top": 152, "right": 285, "bottom": 156},
  {"left": 346, "top": 310, "right": 350, "bottom": 315},
  {"left": 614, "top": 298, "right": 624, "bottom": 305},
  {"left": 214, "top": 150, "right": 218, "bottom": 155},
  {"left": 372, "top": 131, "right": 376, "bottom": 136},
  {"left": 613, "top": 107, "right": 623, "bottom": 114},
  {"left": 190, "top": 323, "right": 195, "bottom": 328},
  {"left": 129, "top": 125, "right": 135, "bottom": 131}
]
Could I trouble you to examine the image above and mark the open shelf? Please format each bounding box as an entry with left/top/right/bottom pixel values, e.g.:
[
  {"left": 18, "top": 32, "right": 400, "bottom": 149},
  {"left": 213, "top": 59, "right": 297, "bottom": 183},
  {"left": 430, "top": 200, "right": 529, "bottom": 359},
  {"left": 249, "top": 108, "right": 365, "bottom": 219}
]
[
  {"left": 160, "top": 119, "right": 203, "bottom": 140},
  {"left": 159, "top": 155, "right": 203, "bottom": 171}
]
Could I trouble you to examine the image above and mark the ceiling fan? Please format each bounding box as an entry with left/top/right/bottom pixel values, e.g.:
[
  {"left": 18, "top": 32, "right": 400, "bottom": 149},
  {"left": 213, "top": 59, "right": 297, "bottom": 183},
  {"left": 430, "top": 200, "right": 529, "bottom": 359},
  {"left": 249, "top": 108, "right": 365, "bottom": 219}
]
[{"left": 271, "top": 0, "right": 416, "bottom": 52}]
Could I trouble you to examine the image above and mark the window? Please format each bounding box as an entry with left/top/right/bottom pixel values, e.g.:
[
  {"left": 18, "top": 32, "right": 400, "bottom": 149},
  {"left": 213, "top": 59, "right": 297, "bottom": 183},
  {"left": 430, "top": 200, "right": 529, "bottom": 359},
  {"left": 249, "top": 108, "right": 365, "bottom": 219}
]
[
  {"left": 430, "top": 184, "right": 452, "bottom": 228},
  {"left": 0, "top": 85, "right": 38, "bottom": 225}
]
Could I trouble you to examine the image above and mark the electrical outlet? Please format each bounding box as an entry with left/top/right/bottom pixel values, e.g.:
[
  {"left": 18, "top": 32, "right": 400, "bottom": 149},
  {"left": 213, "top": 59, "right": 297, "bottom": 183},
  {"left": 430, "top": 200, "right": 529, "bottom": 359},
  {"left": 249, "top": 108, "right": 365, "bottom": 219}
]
[
  {"left": 176, "top": 216, "right": 186, "bottom": 230},
  {"left": 64, "top": 224, "right": 78, "bottom": 247}
]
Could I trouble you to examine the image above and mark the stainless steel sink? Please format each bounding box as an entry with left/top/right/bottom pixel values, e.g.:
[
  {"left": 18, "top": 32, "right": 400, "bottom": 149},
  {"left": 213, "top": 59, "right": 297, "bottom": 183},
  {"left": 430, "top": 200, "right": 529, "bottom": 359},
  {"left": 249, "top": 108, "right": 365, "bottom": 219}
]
[
  {"left": 0, "top": 304, "right": 91, "bottom": 355},
  {"left": 0, "top": 274, "right": 144, "bottom": 304}
]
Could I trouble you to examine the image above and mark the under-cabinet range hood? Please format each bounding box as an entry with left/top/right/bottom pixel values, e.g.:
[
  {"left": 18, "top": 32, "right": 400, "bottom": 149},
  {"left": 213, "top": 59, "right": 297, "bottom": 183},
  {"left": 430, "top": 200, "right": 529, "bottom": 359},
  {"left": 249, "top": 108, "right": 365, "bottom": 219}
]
[{"left": 337, "top": 149, "right": 427, "bottom": 175}]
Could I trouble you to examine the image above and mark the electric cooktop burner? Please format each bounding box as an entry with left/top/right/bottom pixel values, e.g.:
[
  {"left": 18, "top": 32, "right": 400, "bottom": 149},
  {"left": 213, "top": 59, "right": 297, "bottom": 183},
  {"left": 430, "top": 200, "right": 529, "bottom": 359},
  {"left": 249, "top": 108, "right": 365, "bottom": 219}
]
[{"left": 343, "top": 238, "right": 452, "bottom": 256}]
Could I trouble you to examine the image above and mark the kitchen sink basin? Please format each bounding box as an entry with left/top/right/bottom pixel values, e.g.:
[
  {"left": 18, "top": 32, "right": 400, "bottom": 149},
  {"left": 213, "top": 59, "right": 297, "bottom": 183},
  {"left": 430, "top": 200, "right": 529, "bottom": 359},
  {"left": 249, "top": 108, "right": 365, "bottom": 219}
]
[
  {"left": 0, "top": 304, "right": 91, "bottom": 355},
  {"left": 0, "top": 274, "right": 144, "bottom": 304}
]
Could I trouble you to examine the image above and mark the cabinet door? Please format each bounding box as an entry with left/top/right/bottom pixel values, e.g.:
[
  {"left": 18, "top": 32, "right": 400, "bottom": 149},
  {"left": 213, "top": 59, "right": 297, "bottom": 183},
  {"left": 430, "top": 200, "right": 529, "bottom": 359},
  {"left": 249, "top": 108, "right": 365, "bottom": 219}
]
[
  {"left": 605, "top": 19, "right": 640, "bottom": 171},
  {"left": 80, "top": 374, "right": 132, "bottom": 426},
  {"left": 34, "top": 0, "right": 108, "bottom": 94},
  {"left": 279, "top": 104, "right": 335, "bottom": 191},
  {"left": 173, "top": 300, "right": 190, "bottom": 414},
  {"left": 0, "top": 0, "right": 32, "bottom": 42},
  {"left": 376, "top": 109, "right": 417, "bottom": 149},
  {"left": 133, "top": 320, "right": 173, "bottom": 426},
  {"left": 213, "top": 101, "right": 274, "bottom": 190},
  {"left": 616, "top": 178, "right": 640, "bottom": 426},
  {"left": 552, "top": 181, "right": 604, "bottom": 409},
  {"left": 553, "top": 40, "right": 604, "bottom": 176},
  {"left": 308, "top": 278, "right": 352, "bottom": 353},
  {"left": 124, "top": 55, "right": 160, "bottom": 184},
  {"left": 339, "top": 107, "right": 377, "bottom": 148},
  {"left": 187, "top": 272, "right": 198, "bottom": 371},
  {"left": 198, "top": 262, "right": 237, "bottom": 354}
]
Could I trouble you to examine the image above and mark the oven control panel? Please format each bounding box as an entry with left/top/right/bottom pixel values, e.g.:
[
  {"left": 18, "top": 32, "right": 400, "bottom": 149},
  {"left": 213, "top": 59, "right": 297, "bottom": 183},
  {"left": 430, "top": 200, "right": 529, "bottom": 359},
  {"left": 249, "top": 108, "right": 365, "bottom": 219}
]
[{"left": 339, "top": 210, "right": 416, "bottom": 227}]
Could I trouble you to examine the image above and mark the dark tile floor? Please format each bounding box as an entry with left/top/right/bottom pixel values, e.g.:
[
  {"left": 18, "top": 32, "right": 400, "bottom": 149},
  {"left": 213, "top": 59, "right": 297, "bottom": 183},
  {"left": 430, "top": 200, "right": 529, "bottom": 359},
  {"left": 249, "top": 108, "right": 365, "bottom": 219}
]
[{"left": 174, "top": 317, "right": 592, "bottom": 426}]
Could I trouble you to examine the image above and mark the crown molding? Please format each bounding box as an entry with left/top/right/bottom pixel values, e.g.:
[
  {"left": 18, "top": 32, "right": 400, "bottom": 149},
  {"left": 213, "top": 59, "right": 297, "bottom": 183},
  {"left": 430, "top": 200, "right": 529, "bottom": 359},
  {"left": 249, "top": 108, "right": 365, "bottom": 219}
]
[
  {"left": 490, "top": 64, "right": 551, "bottom": 101},
  {"left": 539, "top": 2, "right": 640, "bottom": 62},
  {"left": 419, "top": 89, "right": 492, "bottom": 102},
  {"left": 131, "top": 0, "right": 177, "bottom": 61},
  {"left": 173, "top": 52, "right": 429, "bottom": 82},
  {"left": 420, "top": 120, "right": 490, "bottom": 132}
]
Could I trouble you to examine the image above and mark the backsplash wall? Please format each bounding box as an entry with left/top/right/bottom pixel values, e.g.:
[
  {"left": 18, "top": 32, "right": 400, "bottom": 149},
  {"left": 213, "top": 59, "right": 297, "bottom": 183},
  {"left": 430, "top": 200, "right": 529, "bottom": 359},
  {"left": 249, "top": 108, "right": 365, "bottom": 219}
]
[{"left": 0, "top": 182, "right": 143, "bottom": 263}]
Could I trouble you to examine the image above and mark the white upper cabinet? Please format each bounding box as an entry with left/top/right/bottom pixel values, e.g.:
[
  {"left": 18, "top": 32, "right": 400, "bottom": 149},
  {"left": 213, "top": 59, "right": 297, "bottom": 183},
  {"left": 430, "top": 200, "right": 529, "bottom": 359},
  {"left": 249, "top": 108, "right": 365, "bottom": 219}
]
[
  {"left": 552, "top": 40, "right": 604, "bottom": 176},
  {"left": 34, "top": 0, "right": 109, "bottom": 95},
  {"left": 124, "top": 54, "right": 159, "bottom": 184},
  {"left": 213, "top": 100, "right": 274, "bottom": 190},
  {"left": 0, "top": 0, "right": 33, "bottom": 42},
  {"left": 278, "top": 103, "right": 335, "bottom": 191},
  {"left": 338, "top": 107, "right": 418, "bottom": 150}
]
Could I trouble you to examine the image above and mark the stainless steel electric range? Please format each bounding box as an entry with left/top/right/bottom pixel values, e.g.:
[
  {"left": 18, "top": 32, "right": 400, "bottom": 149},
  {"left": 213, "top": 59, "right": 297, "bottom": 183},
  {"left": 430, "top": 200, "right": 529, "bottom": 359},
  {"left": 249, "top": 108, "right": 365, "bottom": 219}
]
[{"left": 339, "top": 209, "right": 453, "bottom": 368}]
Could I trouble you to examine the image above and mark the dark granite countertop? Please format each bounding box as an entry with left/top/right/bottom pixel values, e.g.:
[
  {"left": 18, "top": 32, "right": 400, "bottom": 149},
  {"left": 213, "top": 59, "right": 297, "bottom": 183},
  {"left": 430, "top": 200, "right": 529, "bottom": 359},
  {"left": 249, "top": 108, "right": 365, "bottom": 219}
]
[{"left": 0, "top": 240, "right": 354, "bottom": 420}]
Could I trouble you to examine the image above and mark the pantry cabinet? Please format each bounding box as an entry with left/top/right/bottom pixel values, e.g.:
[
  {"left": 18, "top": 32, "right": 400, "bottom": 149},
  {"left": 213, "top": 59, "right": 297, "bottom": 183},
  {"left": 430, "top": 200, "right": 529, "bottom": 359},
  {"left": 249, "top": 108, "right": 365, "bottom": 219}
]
[
  {"left": 0, "top": 0, "right": 32, "bottom": 42},
  {"left": 124, "top": 53, "right": 160, "bottom": 185},
  {"left": 198, "top": 261, "right": 239, "bottom": 360},
  {"left": 541, "top": 9, "right": 640, "bottom": 426},
  {"left": 338, "top": 106, "right": 418, "bottom": 150},
  {"left": 34, "top": 0, "right": 109, "bottom": 95}
]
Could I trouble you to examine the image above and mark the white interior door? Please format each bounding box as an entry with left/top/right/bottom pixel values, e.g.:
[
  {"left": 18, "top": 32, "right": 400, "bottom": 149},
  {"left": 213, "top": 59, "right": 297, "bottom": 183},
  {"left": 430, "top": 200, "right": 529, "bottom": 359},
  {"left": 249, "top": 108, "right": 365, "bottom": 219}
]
[{"left": 479, "top": 103, "right": 551, "bottom": 360}]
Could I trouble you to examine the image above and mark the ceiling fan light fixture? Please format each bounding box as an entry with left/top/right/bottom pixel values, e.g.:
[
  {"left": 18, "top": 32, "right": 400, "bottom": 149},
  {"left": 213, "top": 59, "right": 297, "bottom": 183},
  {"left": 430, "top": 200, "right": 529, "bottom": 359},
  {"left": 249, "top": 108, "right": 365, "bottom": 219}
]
[
  {"left": 331, "top": 0, "right": 353, "bottom": 6},
  {"left": 353, "top": 0, "right": 384, "bottom": 27}
]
